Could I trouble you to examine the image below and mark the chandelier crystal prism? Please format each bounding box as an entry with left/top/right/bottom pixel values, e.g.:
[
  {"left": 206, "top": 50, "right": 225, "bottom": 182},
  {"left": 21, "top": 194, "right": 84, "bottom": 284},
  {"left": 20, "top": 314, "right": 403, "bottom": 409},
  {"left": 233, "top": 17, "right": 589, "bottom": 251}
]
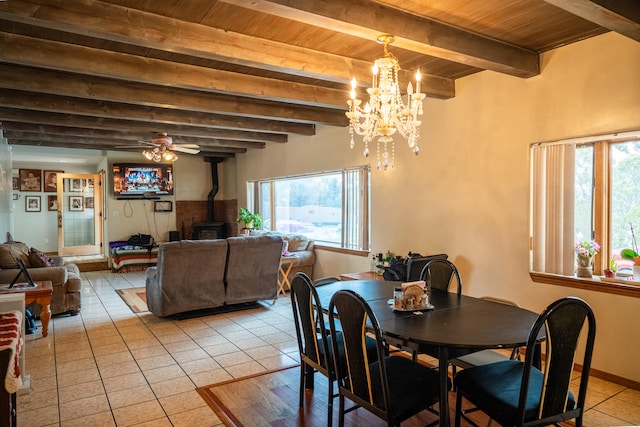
[{"left": 346, "top": 35, "right": 425, "bottom": 171}]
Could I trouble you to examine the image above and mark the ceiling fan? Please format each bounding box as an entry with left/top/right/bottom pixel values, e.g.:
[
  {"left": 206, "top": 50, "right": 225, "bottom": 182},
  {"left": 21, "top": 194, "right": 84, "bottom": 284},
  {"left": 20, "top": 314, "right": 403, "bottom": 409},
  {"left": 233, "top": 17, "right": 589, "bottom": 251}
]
[{"left": 120, "top": 132, "right": 200, "bottom": 162}]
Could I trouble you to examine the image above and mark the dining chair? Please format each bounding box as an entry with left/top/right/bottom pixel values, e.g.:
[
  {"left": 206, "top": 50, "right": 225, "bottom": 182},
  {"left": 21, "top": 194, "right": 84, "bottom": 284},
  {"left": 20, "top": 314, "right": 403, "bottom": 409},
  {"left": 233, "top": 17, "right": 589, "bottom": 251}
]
[
  {"left": 313, "top": 276, "right": 341, "bottom": 287},
  {"left": 328, "top": 289, "right": 447, "bottom": 427},
  {"left": 454, "top": 296, "right": 596, "bottom": 427},
  {"left": 419, "top": 258, "right": 462, "bottom": 295},
  {"left": 290, "top": 273, "right": 376, "bottom": 426}
]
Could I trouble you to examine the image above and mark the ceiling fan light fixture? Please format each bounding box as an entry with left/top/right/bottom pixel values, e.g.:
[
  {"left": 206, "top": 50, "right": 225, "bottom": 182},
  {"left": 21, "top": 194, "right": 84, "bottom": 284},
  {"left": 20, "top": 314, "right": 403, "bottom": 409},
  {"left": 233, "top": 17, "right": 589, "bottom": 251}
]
[
  {"left": 346, "top": 34, "right": 425, "bottom": 171},
  {"left": 163, "top": 151, "right": 178, "bottom": 162},
  {"left": 142, "top": 150, "right": 155, "bottom": 161}
]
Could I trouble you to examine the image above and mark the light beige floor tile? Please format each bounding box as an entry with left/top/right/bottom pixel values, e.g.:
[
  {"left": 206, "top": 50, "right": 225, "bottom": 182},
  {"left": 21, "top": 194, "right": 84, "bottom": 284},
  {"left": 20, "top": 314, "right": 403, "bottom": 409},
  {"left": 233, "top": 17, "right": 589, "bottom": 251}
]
[
  {"left": 142, "top": 364, "right": 187, "bottom": 384},
  {"left": 171, "top": 347, "right": 210, "bottom": 363},
  {"left": 583, "top": 407, "right": 633, "bottom": 427},
  {"left": 94, "top": 350, "right": 134, "bottom": 368},
  {"left": 55, "top": 347, "right": 94, "bottom": 363},
  {"left": 224, "top": 360, "right": 267, "bottom": 378},
  {"left": 59, "top": 393, "right": 110, "bottom": 422},
  {"left": 180, "top": 357, "right": 221, "bottom": 375},
  {"left": 202, "top": 341, "right": 240, "bottom": 357},
  {"left": 102, "top": 371, "right": 149, "bottom": 393},
  {"left": 129, "top": 344, "right": 168, "bottom": 359},
  {"left": 17, "top": 388, "right": 59, "bottom": 412},
  {"left": 124, "top": 338, "right": 162, "bottom": 351},
  {"left": 219, "top": 329, "right": 255, "bottom": 342},
  {"left": 60, "top": 410, "right": 116, "bottom": 427},
  {"left": 149, "top": 375, "right": 196, "bottom": 398},
  {"left": 128, "top": 417, "right": 173, "bottom": 427},
  {"left": 56, "top": 367, "right": 99, "bottom": 389},
  {"left": 17, "top": 404, "right": 59, "bottom": 427},
  {"left": 616, "top": 387, "right": 640, "bottom": 404},
  {"left": 594, "top": 396, "right": 640, "bottom": 425},
  {"left": 193, "top": 334, "right": 231, "bottom": 348},
  {"left": 163, "top": 339, "right": 200, "bottom": 353},
  {"left": 58, "top": 379, "right": 105, "bottom": 404},
  {"left": 28, "top": 374, "right": 58, "bottom": 393},
  {"left": 214, "top": 351, "right": 253, "bottom": 368},
  {"left": 188, "top": 368, "right": 233, "bottom": 387},
  {"left": 107, "top": 383, "right": 157, "bottom": 409},
  {"left": 91, "top": 342, "right": 129, "bottom": 356},
  {"left": 56, "top": 356, "right": 97, "bottom": 374},
  {"left": 88, "top": 334, "right": 125, "bottom": 347},
  {"left": 136, "top": 353, "right": 177, "bottom": 371},
  {"left": 98, "top": 360, "right": 141, "bottom": 379},
  {"left": 158, "top": 389, "right": 206, "bottom": 415},
  {"left": 243, "top": 344, "right": 282, "bottom": 360},
  {"left": 112, "top": 399, "right": 167, "bottom": 426},
  {"left": 169, "top": 405, "right": 224, "bottom": 427}
]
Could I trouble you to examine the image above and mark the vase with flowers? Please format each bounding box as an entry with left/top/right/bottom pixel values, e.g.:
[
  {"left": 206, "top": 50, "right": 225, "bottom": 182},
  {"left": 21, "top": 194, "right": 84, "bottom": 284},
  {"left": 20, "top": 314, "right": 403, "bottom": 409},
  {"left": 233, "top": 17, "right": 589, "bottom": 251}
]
[{"left": 575, "top": 239, "right": 600, "bottom": 278}]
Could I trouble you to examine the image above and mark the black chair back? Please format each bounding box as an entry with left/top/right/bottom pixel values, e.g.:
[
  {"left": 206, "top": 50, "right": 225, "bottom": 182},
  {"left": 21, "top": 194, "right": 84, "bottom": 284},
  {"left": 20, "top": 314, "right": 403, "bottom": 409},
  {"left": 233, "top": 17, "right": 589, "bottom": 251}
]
[
  {"left": 420, "top": 258, "right": 462, "bottom": 294},
  {"left": 522, "top": 297, "right": 595, "bottom": 423},
  {"left": 406, "top": 253, "right": 448, "bottom": 282},
  {"left": 328, "top": 290, "right": 391, "bottom": 419}
]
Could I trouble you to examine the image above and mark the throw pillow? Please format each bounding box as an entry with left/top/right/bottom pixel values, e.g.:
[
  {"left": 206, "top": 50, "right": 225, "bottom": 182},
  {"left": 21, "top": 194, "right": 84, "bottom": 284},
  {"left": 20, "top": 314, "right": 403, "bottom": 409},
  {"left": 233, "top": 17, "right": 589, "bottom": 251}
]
[
  {"left": 28, "top": 248, "right": 55, "bottom": 268},
  {"left": 0, "top": 242, "right": 30, "bottom": 269}
]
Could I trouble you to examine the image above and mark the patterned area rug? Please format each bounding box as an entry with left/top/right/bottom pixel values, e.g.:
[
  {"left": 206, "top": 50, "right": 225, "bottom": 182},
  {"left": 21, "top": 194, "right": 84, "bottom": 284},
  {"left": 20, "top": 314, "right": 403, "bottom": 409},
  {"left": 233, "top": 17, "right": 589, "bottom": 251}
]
[{"left": 115, "top": 287, "right": 148, "bottom": 313}]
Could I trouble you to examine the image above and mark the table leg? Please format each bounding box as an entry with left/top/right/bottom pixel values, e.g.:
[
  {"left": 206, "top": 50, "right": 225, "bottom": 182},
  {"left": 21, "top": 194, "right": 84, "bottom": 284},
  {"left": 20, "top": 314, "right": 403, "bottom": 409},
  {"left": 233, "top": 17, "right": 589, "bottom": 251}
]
[
  {"left": 37, "top": 297, "right": 51, "bottom": 337},
  {"left": 438, "top": 347, "right": 450, "bottom": 427}
]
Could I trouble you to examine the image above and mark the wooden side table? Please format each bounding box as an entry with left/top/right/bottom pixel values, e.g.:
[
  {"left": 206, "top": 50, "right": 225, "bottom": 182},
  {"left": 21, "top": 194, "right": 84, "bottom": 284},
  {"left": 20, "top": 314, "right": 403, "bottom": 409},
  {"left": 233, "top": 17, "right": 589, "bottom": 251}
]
[
  {"left": 0, "top": 281, "right": 53, "bottom": 337},
  {"left": 277, "top": 255, "right": 298, "bottom": 297},
  {"left": 339, "top": 271, "right": 384, "bottom": 281}
]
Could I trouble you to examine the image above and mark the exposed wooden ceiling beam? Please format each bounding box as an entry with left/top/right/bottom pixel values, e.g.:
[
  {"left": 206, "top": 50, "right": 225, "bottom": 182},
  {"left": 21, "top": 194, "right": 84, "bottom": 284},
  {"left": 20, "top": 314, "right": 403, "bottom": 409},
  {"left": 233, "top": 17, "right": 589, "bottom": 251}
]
[
  {"left": 0, "top": 122, "right": 267, "bottom": 149},
  {"left": 0, "top": 0, "right": 455, "bottom": 99},
  {"left": 0, "top": 89, "right": 316, "bottom": 135},
  {"left": 0, "top": 65, "right": 349, "bottom": 126},
  {"left": 544, "top": 0, "right": 640, "bottom": 41},
  {"left": 0, "top": 109, "right": 288, "bottom": 143},
  {"left": 0, "top": 32, "right": 347, "bottom": 109},
  {"left": 8, "top": 138, "right": 238, "bottom": 158},
  {"left": 219, "top": 0, "right": 540, "bottom": 78}
]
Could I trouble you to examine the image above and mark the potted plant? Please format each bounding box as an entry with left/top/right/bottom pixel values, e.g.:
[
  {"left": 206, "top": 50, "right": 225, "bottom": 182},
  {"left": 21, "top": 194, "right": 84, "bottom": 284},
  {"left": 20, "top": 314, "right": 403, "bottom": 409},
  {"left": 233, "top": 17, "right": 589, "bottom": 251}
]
[
  {"left": 236, "top": 208, "right": 262, "bottom": 233},
  {"left": 620, "top": 223, "right": 640, "bottom": 280}
]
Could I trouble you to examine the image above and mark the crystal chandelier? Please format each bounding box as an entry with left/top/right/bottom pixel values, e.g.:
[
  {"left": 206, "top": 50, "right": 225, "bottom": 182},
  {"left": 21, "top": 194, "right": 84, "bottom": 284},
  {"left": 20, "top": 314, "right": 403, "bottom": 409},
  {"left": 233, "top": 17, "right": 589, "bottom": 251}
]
[{"left": 346, "top": 35, "right": 425, "bottom": 171}]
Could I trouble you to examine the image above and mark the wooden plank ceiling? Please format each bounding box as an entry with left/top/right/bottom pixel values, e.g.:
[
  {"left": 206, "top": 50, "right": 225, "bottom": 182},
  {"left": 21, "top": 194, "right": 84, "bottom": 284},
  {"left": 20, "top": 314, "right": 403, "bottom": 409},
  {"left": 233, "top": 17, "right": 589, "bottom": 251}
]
[{"left": 0, "top": 0, "right": 637, "bottom": 159}]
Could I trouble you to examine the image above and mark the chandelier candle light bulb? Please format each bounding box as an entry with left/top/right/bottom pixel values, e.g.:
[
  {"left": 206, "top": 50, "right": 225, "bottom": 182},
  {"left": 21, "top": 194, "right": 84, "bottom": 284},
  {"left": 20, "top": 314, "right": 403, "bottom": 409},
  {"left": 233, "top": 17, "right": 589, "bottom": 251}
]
[{"left": 347, "top": 34, "right": 424, "bottom": 171}]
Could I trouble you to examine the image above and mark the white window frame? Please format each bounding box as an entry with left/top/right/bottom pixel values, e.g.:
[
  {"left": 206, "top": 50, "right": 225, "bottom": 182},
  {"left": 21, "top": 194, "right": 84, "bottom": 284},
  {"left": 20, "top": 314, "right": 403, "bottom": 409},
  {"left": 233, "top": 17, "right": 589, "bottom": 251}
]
[{"left": 247, "top": 166, "right": 370, "bottom": 251}]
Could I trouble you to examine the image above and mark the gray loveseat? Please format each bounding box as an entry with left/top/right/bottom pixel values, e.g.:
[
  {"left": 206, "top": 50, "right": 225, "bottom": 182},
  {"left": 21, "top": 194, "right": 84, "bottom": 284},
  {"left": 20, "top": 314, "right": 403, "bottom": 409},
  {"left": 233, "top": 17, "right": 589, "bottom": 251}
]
[{"left": 145, "top": 234, "right": 284, "bottom": 316}]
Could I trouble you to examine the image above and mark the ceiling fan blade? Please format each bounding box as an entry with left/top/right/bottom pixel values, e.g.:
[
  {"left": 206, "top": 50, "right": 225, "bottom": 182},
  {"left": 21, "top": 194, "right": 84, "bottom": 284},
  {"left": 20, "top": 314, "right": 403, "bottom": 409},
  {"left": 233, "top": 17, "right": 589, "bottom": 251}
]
[
  {"left": 172, "top": 146, "right": 200, "bottom": 154},
  {"left": 174, "top": 143, "right": 200, "bottom": 149},
  {"left": 137, "top": 140, "right": 157, "bottom": 146}
]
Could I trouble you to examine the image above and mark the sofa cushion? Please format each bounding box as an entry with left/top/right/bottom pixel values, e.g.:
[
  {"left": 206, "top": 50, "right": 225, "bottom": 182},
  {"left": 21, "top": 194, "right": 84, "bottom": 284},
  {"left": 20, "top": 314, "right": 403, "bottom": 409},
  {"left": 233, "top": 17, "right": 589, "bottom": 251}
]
[
  {"left": 0, "top": 242, "right": 30, "bottom": 269},
  {"left": 285, "top": 235, "right": 310, "bottom": 252},
  {"left": 28, "top": 248, "right": 55, "bottom": 268}
]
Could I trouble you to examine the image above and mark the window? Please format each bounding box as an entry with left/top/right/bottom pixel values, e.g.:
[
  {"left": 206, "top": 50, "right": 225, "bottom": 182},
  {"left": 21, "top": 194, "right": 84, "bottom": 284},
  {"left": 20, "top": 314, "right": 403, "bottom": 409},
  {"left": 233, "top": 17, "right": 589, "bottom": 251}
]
[
  {"left": 247, "top": 166, "right": 370, "bottom": 251},
  {"left": 530, "top": 131, "right": 640, "bottom": 277}
]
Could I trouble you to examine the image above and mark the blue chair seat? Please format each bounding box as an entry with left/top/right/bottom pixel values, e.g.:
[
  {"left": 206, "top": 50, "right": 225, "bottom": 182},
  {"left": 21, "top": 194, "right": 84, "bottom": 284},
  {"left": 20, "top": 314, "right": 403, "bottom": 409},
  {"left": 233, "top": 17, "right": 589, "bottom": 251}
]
[{"left": 455, "top": 360, "right": 576, "bottom": 425}]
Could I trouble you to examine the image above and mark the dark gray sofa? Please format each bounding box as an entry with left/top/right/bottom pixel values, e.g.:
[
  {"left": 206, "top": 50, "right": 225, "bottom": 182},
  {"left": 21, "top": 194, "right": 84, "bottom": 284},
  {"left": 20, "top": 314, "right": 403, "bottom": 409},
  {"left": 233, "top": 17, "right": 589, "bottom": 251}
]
[{"left": 145, "top": 235, "right": 283, "bottom": 316}]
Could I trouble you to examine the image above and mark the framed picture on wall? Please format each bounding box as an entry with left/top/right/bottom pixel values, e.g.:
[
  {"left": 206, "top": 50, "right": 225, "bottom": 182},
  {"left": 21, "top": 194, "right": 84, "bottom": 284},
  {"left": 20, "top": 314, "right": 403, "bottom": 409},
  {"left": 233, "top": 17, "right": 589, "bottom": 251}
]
[
  {"left": 70, "top": 178, "right": 83, "bottom": 192},
  {"left": 25, "top": 196, "right": 41, "bottom": 212},
  {"left": 48, "top": 195, "right": 58, "bottom": 211},
  {"left": 19, "top": 169, "right": 42, "bottom": 192},
  {"left": 12, "top": 177, "right": 19, "bottom": 190},
  {"left": 44, "top": 170, "right": 63, "bottom": 192},
  {"left": 85, "top": 196, "right": 94, "bottom": 209},
  {"left": 69, "top": 196, "right": 83, "bottom": 211}
]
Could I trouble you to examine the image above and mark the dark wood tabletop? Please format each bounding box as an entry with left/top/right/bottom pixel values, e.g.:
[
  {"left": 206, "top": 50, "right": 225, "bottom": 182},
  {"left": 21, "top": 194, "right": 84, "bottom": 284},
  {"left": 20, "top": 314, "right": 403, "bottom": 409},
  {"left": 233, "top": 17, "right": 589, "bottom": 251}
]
[{"left": 315, "top": 279, "right": 541, "bottom": 427}]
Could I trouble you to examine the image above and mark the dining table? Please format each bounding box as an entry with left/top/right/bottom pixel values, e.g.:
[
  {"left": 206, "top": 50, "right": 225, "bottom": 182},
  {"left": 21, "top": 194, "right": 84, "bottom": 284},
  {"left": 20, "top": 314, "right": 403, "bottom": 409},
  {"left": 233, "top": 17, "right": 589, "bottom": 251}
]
[{"left": 314, "top": 280, "right": 542, "bottom": 427}]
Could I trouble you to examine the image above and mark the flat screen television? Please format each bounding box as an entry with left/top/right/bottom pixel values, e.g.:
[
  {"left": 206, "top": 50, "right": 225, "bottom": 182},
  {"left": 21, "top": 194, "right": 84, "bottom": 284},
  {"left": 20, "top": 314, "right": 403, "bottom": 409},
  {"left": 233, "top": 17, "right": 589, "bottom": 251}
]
[{"left": 112, "top": 163, "right": 174, "bottom": 198}]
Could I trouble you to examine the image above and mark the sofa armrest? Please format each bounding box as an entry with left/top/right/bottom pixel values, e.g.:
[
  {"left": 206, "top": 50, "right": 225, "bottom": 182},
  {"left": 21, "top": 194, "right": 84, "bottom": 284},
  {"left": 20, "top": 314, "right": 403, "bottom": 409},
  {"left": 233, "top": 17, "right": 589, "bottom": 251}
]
[{"left": 18, "top": 266, "right": 67, "bottom": 287}]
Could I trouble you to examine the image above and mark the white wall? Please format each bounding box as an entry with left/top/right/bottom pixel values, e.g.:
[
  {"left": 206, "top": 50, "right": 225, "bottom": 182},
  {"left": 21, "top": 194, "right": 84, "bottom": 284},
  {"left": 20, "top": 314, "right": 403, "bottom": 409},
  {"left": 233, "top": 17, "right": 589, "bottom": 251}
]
[{"left": 233, "top": 32, "right": 640, "bottom": 383}]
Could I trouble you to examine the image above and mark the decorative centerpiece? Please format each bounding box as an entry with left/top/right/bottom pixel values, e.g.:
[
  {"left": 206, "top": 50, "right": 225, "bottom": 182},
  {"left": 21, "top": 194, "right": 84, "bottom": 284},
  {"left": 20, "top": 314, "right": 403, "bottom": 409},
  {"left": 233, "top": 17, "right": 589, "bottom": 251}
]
[{"left": 575, "top": 239, "right": 600, "bottom": 278}]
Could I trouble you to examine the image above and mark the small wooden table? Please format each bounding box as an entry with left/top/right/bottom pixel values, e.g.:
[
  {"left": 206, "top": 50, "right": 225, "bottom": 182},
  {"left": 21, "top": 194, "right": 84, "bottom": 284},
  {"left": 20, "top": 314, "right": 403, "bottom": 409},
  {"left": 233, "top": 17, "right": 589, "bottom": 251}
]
[
  {"left": 277, "top": 255, "right": 298, "bottom": 297},
  {"left": 0, "top": 281, "right": 53, "bottom": 337}
]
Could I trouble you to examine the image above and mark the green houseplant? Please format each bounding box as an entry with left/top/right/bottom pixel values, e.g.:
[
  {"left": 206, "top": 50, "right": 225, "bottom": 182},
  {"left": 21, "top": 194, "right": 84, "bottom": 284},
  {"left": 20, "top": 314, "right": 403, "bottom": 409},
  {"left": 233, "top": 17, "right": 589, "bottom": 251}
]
[{"left": 236, "top": 207, "right": 262, "bottom": 230}]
